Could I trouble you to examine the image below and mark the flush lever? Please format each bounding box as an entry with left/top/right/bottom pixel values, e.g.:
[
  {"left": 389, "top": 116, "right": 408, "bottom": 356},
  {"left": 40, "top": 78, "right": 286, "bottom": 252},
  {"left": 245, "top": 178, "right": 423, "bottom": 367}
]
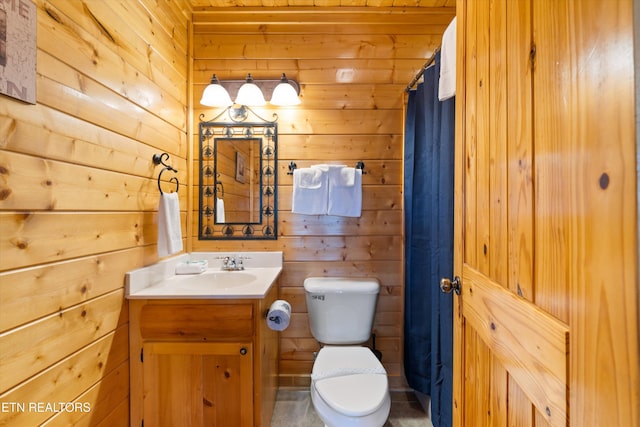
[{"left": 440, "top": 276, "right": 461, "bottom": 295}]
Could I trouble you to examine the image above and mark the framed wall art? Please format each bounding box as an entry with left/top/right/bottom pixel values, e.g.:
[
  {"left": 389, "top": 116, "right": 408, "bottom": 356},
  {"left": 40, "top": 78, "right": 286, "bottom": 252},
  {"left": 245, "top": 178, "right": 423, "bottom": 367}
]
[
  {"left": 235, "top": 151, "right": 247, "bottom": 183},
  {"left": 0, "top": 0, "right": 36, "bottom": 104}
]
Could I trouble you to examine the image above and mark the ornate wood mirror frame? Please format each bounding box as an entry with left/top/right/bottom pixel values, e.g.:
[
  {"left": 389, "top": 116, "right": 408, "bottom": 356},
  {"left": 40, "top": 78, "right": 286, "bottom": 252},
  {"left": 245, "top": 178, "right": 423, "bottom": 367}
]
[{"left": 198, "top": 106, "right": 278, "bottom": 240}]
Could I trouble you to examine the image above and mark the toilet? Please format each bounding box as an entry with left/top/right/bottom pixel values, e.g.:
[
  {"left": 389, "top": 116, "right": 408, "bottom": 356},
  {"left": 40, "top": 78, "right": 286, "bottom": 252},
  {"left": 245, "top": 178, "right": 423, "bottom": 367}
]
[{"left": 304, "top": 277, "right": 391, "bottom": 427}]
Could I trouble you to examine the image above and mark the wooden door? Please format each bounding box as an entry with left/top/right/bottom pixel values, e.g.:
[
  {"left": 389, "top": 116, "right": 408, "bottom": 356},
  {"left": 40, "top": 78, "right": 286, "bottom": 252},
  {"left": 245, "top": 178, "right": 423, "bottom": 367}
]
[
  {"left": 451, "top": 1, "right": 638, "bottom": 426},
  {"left": 142, "top": 342, "right": 253, "bottom": 427}
]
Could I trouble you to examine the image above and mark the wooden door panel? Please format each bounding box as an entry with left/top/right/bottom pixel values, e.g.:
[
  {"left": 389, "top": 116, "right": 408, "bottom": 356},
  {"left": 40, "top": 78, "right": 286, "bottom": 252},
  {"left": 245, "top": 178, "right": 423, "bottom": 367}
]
[
  {"left": 457, "top": 1, "right": 571, "bottom": 426},
  {"left": 508, "top": 380, "right": 534, "bottom": 426},
  {"left": 531, "top": 0, "right": 572, "bottom": 325},
  {"left": 462, "top": 329, "right": 491, "bottom": 427},
  {"left": 463, "top": 265, "right": 569, "bottom": 427},
  {"left": 487, "top": 0, "right": 508, "bottom": 286},
  {"left": 455, "top": 1, "right": 638, "bottom": 427},
  {"left": 462, "top": 0, "right": 478, "bottom": 269},
  {"left": 505, "top": 0, "right": 534, "bottom": 301}
]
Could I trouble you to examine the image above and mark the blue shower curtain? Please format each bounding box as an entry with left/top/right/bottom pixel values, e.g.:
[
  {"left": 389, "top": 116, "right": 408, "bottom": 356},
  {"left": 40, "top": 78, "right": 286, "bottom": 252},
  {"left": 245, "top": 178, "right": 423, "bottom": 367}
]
[{"left": 403, "top": 52, "right": 455, "bottom": 427}]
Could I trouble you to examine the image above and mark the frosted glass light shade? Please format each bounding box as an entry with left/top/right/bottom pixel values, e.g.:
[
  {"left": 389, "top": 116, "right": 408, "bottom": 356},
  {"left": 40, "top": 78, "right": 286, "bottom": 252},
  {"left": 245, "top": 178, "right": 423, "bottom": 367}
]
[
  {"left": 235, "top": 74, "right": 266, "bottom": 106},
  {"left": 271, "top": 74, "right": 301, "bottom": 106},
  {"left": 200, "top": 74, "right": 233, "bottom": 107}
]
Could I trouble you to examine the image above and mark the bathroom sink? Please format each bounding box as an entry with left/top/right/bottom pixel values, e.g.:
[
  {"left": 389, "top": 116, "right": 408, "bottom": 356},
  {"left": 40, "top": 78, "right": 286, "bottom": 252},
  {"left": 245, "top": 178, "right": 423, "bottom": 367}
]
[
  {"left": 125, "top": 252, "right": 283, "bottom": 299},
  {"left": 179, "top": 271, "right": 258, "bottom": 290},
  {"left": 128, "top": 268, "right": 279, "bottom": 298}
]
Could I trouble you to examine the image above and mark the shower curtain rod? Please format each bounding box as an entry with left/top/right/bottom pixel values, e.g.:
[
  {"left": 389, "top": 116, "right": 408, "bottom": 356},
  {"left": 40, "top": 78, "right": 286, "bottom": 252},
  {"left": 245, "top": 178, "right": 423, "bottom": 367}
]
[{"left": 405, "top": 47, "right": 441, "bottom": 92}]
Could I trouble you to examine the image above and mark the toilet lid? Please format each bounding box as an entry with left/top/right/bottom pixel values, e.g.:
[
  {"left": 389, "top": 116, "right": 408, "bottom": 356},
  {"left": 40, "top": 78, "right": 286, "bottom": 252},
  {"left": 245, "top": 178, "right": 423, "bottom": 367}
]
[
  {"left": 312, "top": 347, "right": 388, "bottom": 417},
  {"left": 314, "top": 373, "right": 388, "bottom": 417}
]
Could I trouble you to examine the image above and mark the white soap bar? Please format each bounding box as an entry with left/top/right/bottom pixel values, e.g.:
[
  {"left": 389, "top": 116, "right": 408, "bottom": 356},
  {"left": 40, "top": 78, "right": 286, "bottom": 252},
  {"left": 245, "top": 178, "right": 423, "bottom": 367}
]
[{"left": 175, "top": 260, "right": 208, "bottom": 275}]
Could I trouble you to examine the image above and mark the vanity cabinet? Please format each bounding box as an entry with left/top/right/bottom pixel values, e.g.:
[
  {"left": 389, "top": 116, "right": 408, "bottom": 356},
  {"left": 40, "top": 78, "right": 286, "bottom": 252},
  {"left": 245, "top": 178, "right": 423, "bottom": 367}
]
[{"left": 129, "top": 285, "right": 278, "bottom": 427}]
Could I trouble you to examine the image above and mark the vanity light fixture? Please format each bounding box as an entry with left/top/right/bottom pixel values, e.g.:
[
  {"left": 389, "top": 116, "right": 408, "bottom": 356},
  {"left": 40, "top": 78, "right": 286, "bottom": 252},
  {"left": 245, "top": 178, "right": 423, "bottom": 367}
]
[
  {"left": 199, "top": 74, "right": 233, "bottom": 107},
  {"left": 271, "top": 73, "right": 302, "bottom": 106},
  {"left": 200, "top": 73, "right": 301, "bottom": 107},
  {"left": 235, "top": 73, "right": 267, "bottom": 106}
]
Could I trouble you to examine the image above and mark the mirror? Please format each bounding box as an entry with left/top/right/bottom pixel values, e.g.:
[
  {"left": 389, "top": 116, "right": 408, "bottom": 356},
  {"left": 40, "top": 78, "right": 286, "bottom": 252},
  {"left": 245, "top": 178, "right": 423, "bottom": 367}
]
[{"left": 198, "top": 106, "right": 277, "bottom": 240}]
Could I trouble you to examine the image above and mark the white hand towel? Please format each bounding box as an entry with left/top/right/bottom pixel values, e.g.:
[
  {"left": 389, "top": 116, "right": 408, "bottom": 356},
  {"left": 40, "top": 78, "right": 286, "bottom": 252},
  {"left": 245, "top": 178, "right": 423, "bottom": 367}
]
[
  {"left": 335, "top": 166, "right": 356, "bottom": 187},
  {"left": 292, "top": 167, "right": 328, "bottom": 215},
  {"left": 157, "top": 192, "right": 183, "bottom": 257},
  {"left": 438, "top": 16, "right": 457, "bottom": 101},
  {"left": 216, "top": 197, "right": 225, "bottom": 223},
  {"left": 328, "top": 167, "right": 362, "bottom": 217}
]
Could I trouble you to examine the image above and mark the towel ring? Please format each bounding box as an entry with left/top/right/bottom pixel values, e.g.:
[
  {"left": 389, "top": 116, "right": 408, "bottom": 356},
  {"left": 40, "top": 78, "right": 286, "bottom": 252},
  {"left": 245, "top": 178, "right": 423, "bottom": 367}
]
[{"left": 153, "top": 153, "right": 179, "bottom": 194}]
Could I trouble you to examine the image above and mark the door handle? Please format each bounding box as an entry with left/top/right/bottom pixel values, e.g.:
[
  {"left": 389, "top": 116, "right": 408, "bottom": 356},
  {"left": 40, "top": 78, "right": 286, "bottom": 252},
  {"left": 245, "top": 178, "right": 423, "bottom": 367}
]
[{"left": 440, "top": 276, "right": 461, "bottom": 295}]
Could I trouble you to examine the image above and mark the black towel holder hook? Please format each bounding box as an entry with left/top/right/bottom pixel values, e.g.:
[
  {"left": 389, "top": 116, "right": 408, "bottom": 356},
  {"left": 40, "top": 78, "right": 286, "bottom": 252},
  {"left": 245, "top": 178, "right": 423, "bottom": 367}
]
[{"left": 152, "top": 153, "right": 179, "bottom": 194}]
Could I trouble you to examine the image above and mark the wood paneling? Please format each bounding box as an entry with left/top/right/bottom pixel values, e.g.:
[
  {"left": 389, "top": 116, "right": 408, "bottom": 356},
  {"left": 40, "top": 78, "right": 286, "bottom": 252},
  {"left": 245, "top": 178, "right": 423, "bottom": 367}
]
[
  {"left": 463, "top": 266, "right": 569, "bottom": 427},
  {"left": 192, "top": 6, "right": 454, "bottom": 388},
  {"left": 191, "top": 1, "right": 456, "bottom": 9},
  {"left": 0, "top": 211, "right": 186, "bottom": 270},
  {"left": 505, "top": 0, "right": 533, "bottom": 301},
  {"left": 0, "top": 249, "right": 141, "bottom": 332},
  {"left": 0, "top": 289, "right": 128, "bottom": 392},
  {"left": 0, "top": 326, "right": 129, "bottom": 426},
  {"left": 0, "top": 0, "right": 189, "bottom": 425},
  {"left": 455, "top": 0, "right": 638, "bottom": 426},
  {"left": 568, "top": 1, "right": 638, "bottom": 425}
]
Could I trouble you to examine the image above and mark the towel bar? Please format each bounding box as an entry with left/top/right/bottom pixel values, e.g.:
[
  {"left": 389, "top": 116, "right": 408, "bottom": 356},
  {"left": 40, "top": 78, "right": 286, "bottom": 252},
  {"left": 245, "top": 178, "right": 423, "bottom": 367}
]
[
  {"left": 153, "top": 153, "right": 179, "bottom": 194},
  {"left": 286, "top": 161, "right": 366, "bottom": 175}
]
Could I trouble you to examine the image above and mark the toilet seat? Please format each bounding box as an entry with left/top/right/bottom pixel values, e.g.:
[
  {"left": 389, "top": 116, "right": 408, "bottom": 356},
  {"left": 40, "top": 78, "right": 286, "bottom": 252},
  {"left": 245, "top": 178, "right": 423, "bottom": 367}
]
[
  {"left": 314, "top": 373, "right": 388, "bottom": 417},
  {"left": 312, "top": 347, "right": 388, "bottom": 417}
]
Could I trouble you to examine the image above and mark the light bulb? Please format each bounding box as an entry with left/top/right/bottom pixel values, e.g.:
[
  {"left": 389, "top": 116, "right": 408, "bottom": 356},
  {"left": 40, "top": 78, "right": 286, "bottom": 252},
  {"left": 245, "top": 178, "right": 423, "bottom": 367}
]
[
  {"left": 271, "top": 73, "right": 301, "bottom": 106},
  {"left": 235, "top": 73, "right": 266, "bottom": 106},
  {"left": 200, "top": 74, "right": 232, "bottom": 107}
]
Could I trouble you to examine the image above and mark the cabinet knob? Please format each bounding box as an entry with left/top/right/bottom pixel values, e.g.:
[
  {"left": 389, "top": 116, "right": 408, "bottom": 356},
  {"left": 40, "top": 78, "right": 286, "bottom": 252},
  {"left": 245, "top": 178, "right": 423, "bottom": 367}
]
[{"left": 240, "top": 347, "right": 248, "bottom": 355}]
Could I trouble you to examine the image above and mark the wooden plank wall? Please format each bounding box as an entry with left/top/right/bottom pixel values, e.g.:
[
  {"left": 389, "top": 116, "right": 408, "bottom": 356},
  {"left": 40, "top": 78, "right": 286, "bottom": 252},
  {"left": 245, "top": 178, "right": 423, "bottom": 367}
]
[
  {"left": 191, "top": 7, "right": 455, "bottom": 388},
  {"left": 0, "top": 0, "right": 190, "bottom": 425}
]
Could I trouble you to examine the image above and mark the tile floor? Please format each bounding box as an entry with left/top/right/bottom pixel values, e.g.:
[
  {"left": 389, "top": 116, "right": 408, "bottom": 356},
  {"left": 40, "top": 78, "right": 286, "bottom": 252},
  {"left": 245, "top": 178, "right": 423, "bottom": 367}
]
[{"left": 270, "top": 389, "right": 433, "bottom": 427}]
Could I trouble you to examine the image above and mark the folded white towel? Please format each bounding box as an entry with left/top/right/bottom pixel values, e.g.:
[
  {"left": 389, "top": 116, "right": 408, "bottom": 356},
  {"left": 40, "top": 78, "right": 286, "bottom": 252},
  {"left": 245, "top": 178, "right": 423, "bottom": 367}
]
[
  {"left": 311, "top": 164, "right": 345, "bottom": 175},
  {"left": 292, "top": 167, "right": 328, "bottom": 215},
  {"left": 334, "top": 166, "right": 356, "bottom": 187},
  {"left": 298, "top": 167, "right": 325, "bottom": 189},
  {"left": 216, "top": 197, "right": 225, "bottom": 223},
  {"left": 328, "top": 167, "right": 362, "bottom": 217},
  {"left": 438, "top": 16, "right": 457, "bottom": 101},
  {"left": 157, "top": 192, "right": 183, "bottom": 257}
]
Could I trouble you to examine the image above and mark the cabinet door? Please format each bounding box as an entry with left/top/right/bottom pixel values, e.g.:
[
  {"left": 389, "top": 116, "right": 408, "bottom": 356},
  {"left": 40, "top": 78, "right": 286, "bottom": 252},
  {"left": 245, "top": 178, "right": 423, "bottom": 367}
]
[{"left": 142, "top": 342, "right": 253, "bottom": 427}]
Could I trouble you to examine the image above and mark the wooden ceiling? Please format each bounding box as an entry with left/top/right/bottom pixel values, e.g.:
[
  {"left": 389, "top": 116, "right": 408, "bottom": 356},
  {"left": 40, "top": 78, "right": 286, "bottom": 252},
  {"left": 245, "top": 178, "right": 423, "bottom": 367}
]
[
  {"left": 189, "top": 1, "right": 455, "bottom": 35},
  {"left": 190, "top": 0, "right": 455, "bottom": 7}
]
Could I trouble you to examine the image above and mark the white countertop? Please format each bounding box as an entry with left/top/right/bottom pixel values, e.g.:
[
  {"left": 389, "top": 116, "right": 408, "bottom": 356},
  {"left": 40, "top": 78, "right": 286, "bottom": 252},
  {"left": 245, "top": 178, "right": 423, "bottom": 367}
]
[{"left": 126, "top": 252, "right": 282, "bottom": 299}]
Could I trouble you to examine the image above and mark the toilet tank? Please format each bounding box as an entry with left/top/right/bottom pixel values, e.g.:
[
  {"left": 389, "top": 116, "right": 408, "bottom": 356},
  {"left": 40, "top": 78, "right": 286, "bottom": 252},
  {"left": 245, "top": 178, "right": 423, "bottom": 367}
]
[{"left": 304, "top": 277, "right": 380, "bottom": 345}]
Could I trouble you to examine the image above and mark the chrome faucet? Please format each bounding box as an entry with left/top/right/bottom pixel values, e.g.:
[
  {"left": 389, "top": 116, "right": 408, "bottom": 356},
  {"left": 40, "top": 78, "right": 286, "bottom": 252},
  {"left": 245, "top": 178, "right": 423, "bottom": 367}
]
[{"left": 221, "top": 256, "right": 245, "bottom": 271}]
